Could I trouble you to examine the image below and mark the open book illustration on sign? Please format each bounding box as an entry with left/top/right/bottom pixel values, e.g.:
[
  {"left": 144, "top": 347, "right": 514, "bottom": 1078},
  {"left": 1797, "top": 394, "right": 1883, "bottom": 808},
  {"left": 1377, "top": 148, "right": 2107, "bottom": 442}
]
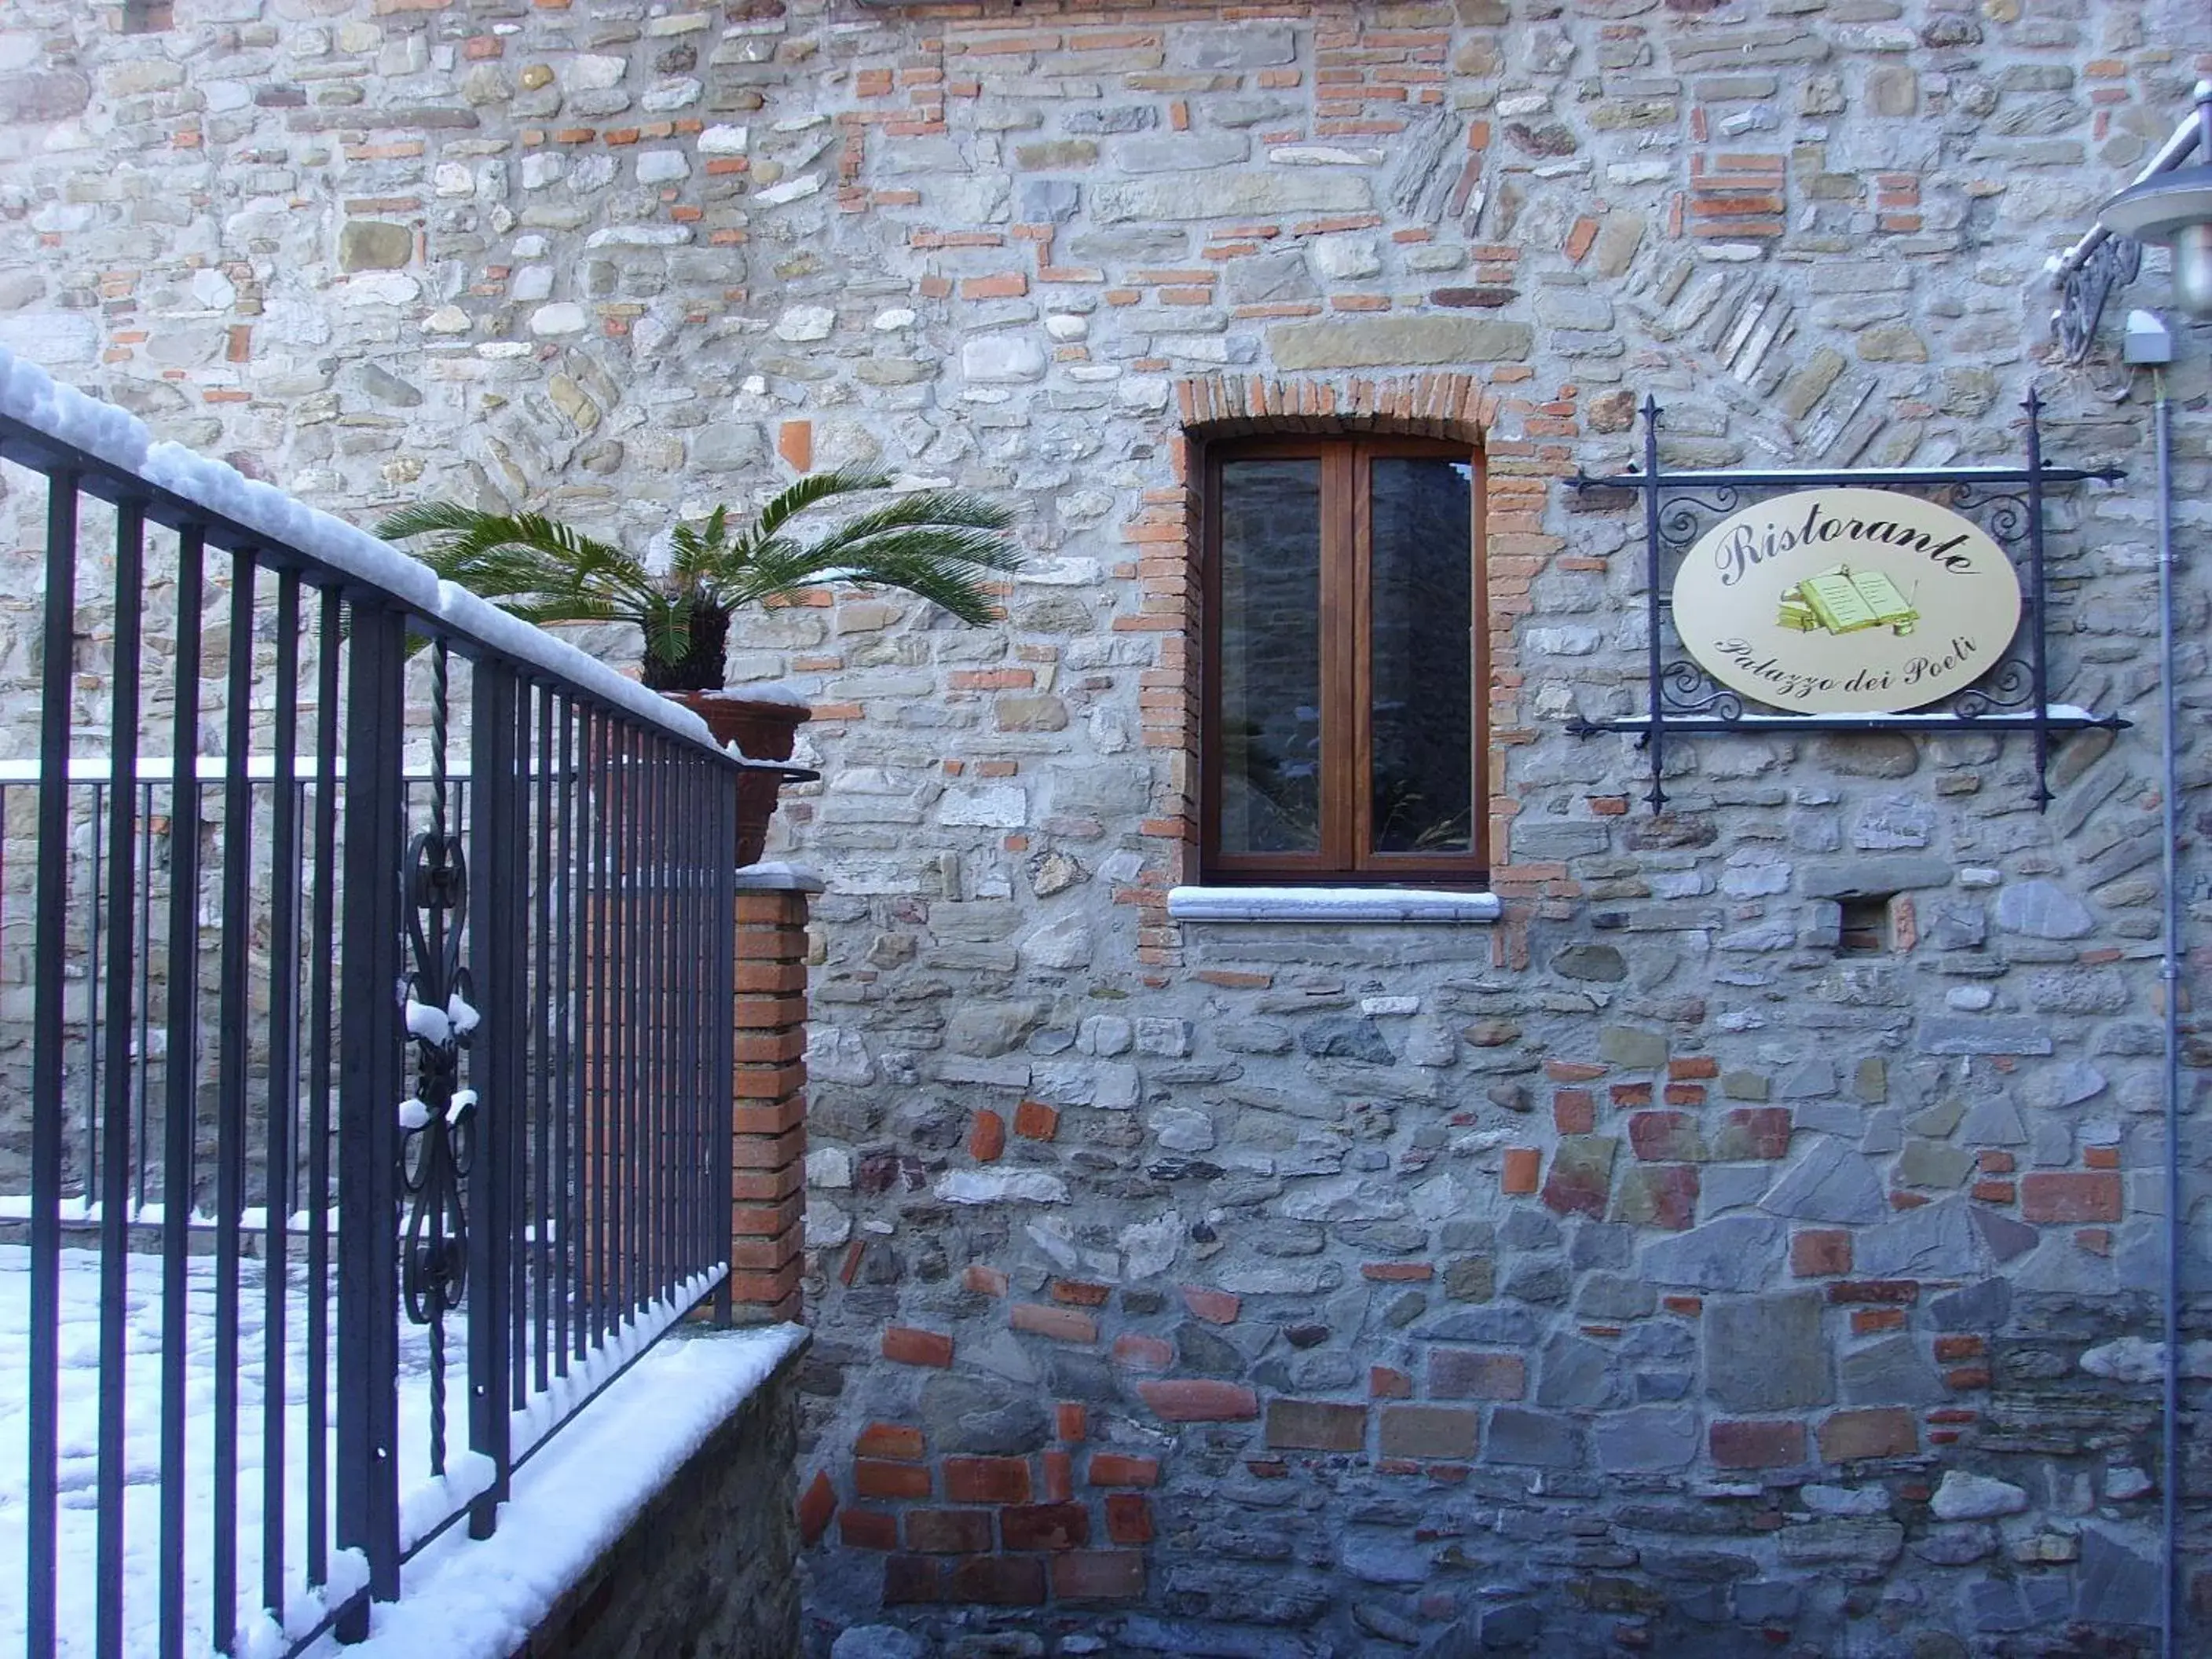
[{"left": 1775, "top": 565, "right": 1919, "bottom": 637}]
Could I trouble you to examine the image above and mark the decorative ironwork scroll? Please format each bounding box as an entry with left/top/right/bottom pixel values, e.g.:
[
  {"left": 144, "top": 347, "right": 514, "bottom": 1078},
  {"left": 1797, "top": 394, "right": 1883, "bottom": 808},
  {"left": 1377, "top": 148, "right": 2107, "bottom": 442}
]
[
  {"left": 2055, "top": 233, "right": 2144, "bottom": 364},
  {"left": 400, "top": 645, "right": 477, "bottom": 1477},
  {"left": 1563, "top": 394, "right": 2130, "bottom": 813}
]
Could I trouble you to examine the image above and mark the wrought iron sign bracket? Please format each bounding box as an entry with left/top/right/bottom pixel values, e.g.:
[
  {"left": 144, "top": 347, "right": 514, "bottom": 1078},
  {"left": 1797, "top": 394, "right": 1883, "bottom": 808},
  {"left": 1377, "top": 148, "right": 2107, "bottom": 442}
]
[{"left": 1563, "top": 394, "right": 2130, "bottom": 815}]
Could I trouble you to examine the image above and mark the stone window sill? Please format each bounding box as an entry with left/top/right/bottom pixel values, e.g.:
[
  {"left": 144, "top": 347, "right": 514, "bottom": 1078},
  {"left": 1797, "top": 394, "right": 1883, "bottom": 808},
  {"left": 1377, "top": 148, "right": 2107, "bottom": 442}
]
[{"left": 1166, "top": 885, "right": 1502, "bottom": 925}]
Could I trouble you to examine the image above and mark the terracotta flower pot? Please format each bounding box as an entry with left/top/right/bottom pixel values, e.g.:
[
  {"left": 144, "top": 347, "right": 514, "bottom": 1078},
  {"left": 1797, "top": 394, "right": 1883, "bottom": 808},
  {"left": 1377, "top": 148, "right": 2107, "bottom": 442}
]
[{"left": 663, "top": 690, "right": 813, "bottom": 867}]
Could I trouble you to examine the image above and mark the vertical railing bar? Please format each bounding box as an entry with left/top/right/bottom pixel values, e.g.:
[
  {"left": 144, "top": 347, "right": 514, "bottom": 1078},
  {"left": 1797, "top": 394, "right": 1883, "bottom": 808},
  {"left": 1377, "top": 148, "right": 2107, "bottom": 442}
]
[
  {"left": 93, "top": 496, "right": 146, "bottom": 1659},
  {"left": 677, "top": 753, "right": 696, "bottom": 1290},
  {"left": 607, "top": 718, "right": 628, "bottom": 1334},
  {"left": 335, "top": 597, "right": 405, "bottom": 1639},
  {"left": 623, "top": 720, "right": 643, "bottom": 1322},
  {"left": 583, "top": 703, "right": 604, "bottom": 1353},
  {"left": 467, "top": 655, "right": 517, "bottom": 1537},
  {"left": 553, "top": 696, "right": 573, "bottom": 1377},
  {"left": 212, "top": 548, "right": 258, "bottom": 1655},
  {"left": 644, "top": 733, "right": 664, "bottom": 1309},
  {"left": 86, "top": 777, "right": 104, "bottom": 1199},
  {"left": 28, "top": 465, "right": 80, "bottom": 1659},
  {"left": 306, "top": 584, "right": 341, "bottom": 1591},
  {"left": 509, "top": 679, "right": 529, "bottom": 1415},
  {"left": 533, "top": 684, "right": 554, "bottom": 1397},
  {"left": 156, "top": 521, "right": 205, "bottom": 1659},
  {"left": 262, "top": 566, "right": 303, "bottom": 1623},
  {"left": 134, "top": 774, "right": 155, "bottom": 1212},
  {"left": 134, "top": 776, "right": 154, "bottom": 1218},
  {"left": 712, "top": 764, "right": 736, "bottom": 1325}
]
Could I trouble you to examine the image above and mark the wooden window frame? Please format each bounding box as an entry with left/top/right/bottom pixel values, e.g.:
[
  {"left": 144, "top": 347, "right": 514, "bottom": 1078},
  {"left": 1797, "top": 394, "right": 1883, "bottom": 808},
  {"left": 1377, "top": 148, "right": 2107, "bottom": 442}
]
[{"left": 1199, "top": 433, "right": 1489, "bottom": 887}]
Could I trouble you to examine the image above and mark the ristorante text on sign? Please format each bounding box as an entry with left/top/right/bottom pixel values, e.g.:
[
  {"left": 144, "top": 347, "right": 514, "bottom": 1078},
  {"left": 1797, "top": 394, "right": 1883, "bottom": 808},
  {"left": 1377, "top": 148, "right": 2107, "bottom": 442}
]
[{"left": 1669, "top": 487, "right": 2023, "bottom": 716}]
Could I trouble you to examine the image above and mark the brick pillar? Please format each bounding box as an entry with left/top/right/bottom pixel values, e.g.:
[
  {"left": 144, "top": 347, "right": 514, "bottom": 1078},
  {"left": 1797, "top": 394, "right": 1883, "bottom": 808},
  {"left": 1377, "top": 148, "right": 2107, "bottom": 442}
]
[{"left": 727, "top": 866, "right": 820, "bottom": 1324}]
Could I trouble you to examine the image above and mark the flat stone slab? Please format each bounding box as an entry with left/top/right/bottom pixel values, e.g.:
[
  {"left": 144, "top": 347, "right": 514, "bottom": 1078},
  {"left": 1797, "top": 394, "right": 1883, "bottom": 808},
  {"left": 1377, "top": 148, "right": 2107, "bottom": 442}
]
[{"left": 1267, "top": 317, "right": 1534, "bottom": 370}]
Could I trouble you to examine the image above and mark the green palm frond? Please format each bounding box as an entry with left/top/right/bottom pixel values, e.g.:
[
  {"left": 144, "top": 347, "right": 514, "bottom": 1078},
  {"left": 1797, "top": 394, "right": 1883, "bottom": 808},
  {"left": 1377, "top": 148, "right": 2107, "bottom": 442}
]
[
  {"left": 380, "top": 466, "right": 1020, "bottom": 679},
  {"left": 733, "top": 467, "right": 892, "bottom": 558}
]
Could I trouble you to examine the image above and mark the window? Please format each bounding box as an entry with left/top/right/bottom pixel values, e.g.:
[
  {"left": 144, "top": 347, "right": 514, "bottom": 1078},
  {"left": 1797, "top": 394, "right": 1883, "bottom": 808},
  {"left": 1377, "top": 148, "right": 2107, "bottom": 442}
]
[{"left": 1201, "top": 435, "right": 1485, "bottom": 884}]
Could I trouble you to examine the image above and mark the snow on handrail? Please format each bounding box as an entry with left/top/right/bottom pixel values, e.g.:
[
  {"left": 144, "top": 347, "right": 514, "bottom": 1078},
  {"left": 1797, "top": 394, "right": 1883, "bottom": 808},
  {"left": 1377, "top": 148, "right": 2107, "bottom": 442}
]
[{"left": 0, "top": 344, "right": 723, "bottom": 756}]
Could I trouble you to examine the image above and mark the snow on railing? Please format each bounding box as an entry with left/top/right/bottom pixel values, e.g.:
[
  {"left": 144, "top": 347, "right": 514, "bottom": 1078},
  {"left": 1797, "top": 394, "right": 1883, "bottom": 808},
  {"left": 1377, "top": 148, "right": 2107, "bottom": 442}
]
[{"left": 1, "top": 354, "right": 745, "bottom": 1658}]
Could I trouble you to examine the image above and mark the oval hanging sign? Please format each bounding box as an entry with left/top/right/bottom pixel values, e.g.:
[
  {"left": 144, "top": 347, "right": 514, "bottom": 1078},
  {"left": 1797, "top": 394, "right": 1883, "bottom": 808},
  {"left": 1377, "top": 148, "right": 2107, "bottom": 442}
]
[{"left": 1669, "top": 487, "right": 2022, "bottom": 716}]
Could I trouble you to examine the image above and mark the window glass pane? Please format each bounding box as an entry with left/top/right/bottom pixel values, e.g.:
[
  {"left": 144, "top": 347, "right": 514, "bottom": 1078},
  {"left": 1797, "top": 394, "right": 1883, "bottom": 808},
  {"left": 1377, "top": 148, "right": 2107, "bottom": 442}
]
[
  {"left": 1370, "top": 457, "right": 1473, "bottom": 854},
  {"left": 1218, "top": 459, "right": 1323, "bottom": 855}
]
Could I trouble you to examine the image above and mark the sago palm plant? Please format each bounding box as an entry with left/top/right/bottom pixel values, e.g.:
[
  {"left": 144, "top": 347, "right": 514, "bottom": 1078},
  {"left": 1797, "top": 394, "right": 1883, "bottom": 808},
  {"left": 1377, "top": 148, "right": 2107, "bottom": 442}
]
[{"left": 377, "top": 467, "right": 1020, "bottom": 690}]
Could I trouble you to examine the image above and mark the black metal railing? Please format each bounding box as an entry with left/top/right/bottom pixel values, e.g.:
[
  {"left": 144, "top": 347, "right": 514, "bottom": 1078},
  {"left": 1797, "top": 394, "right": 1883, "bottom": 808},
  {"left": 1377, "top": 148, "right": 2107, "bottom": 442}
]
[{"left": 0, "top": 372, "right": 744, "bottom": 1657}]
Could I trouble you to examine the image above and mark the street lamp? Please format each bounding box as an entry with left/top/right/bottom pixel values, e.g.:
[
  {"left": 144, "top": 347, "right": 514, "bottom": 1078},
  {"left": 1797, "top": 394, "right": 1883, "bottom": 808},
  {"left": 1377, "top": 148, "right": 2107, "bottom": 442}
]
[{"left": 2097, "top": 82, "right": 2212, "bottom": 317}]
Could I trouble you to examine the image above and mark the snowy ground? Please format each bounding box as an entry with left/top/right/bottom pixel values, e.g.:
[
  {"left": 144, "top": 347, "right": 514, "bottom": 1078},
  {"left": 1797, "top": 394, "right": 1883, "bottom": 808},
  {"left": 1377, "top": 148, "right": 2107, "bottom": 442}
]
[{"left": 0, "top": 1243, "right": 757, "bottom": 1657}]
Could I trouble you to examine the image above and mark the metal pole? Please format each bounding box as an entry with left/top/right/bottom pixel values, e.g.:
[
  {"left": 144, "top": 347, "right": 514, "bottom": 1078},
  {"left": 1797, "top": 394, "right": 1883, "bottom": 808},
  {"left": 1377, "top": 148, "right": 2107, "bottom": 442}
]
[{"left": 2152, "top": 361, "right": 2185, "bottom": 1659}]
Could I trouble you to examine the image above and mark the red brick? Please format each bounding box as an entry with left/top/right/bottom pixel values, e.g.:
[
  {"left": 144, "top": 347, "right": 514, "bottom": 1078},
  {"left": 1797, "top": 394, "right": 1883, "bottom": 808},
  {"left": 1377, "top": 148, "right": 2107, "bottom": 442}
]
[
  {"left": 883, "top": 1555, "right": 941, "bottom": 1603},
  {"left": 905, "top": 1507, "right": 993, "bottom": 1554},
  {"left": 1111, "top": 1333, "right": 1173, "bottom": 1372},
  {"left": 947, "top": 1554, "right": 1048, "bottom": 1606},
  {"left": 1011, "top": 1302, "right": 1099, "bottom": 1344},
  {"left": 1137, "top": 1379, "right": 1258, "bottom": 1422},
  {"left": 1934, "top": 1335, "right": 1986, "bottom": 1363},
  {"left": 1013, "top": 1099, "right": 1060, "bottom": 1140},
  {"left": 855, "top": 1423, "right": 925, "bottom": 1461},
  {"left": 1668, "top": 1057, "right": 1720, "bottom": 1081},
  {"left": 999, "top": 1501, "right": 1089, "bottom": 1551},
  {"left": 776, "top": 418, "right": 811, "bottom": 472},
  {"left": 1049, "top": 1550, "right": 1146, "bottom": 1601},
  {"left": 1180, "top": 1286, "right": 1240, "bottom": 1324},
  {"left": 969, "top": 1108, "right": 1006, "bottom": 1163},
  {"left": 1711, "top": 1420, "right": 1807, "bottom": 1469},
  {"left": 1379, "top": 1404, "right": 1479, "bottom": 1459},
  {"left": 1553, "top": 1090, "right": 1596, "bottom": 1133},
  {"left": 855, "top": 1459, "right": 932, "bottom": 1500},
  {"left": 1546, "top": 1059, "right": 1606, "bottom": 1082},
  {"left": 1502, "top": 1148, "right": 1541, "bottom": 1196},
  {"left": 1361, "top": 1262, "right": 1434, "bottom": 1282},
  {"left": 840, "top": 1508, "right": 899, "bottom": 1550},
  {"left": 1817, "top": 1408, "right": 1916, "bottom": 1462},
  {"left": 1852, "top": 1308, "right": 1907, "bottom": 1335},
  {"left": 944, "top": 1456, "right": 1032, "bottom": 1504},
  {"left": 1038, "top": 1449, "right": 1072, "bottom": 1502},
  {"left": 1105, "top": 1492, "right": 1154, "bottom": 1544},
  {"left": 883, "top": 1327, "right": 954, "bottom": 1368},
  {"left": 1057, "top": 1403, "right": 1088, "bottom": 1441},
  {"left": 1791, "top": 1230, "right": 1852, "bottom": 1277},
  {"left": 1264, "top": 1398, "right": 1367, "bottom": 1452},
  {"left": 1827, "top": 1280, "right": 1920, "bottom": 1304},
  {"left": 1051, "top": 1280, "right": 1113, "bottom": 1307},
  {"left": 1087, "top": 1453, "right": 1160, "bottom": 1488},
  {"left": 797, "top": 1469, "right": 837, "bottom": 1546},
  {"left": 1430, "top": 1350, "right": 1525, "bottom": 1400},
  {"left": 1370, "top": 1365, "right": 1413, "bottom": 1399},
  {"left": 2021, "top": 1172, "right": 2122, "bottom": 1222}
]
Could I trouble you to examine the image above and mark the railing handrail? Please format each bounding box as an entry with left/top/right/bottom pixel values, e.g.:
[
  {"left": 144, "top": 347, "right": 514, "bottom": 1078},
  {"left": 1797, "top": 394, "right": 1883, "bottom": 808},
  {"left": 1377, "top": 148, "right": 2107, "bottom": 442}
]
[
  {"left": 2, "top": 356, "right": 746, "bottom": 1657},
  {"left": 0, "top": 345, "right": 733, "bottom": 764}
]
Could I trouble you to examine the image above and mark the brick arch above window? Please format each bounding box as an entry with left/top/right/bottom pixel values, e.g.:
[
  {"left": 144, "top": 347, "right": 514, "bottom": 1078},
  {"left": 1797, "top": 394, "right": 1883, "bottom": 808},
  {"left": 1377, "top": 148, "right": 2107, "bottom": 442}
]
[{"left": 1174, "top": 371, "right": 1497, "bottom": 446}]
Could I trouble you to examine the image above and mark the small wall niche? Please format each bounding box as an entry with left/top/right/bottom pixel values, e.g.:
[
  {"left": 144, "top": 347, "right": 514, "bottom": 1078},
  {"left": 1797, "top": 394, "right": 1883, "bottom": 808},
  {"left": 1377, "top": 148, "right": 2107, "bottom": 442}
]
[{"left": 1837, "top": 896, "right": 1893, "bottom": 955}]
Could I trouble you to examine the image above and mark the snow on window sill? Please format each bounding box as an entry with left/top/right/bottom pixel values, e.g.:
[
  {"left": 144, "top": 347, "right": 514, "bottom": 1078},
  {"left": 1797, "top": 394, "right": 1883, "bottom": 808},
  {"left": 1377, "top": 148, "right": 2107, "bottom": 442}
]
[{"left": 1167, "top": 885, "right": 1502, "bottom": 925}]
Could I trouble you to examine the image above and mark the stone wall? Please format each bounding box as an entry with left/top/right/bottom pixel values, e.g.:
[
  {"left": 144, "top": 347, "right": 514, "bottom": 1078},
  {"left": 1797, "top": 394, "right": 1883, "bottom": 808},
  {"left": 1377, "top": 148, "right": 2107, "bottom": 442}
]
[
  {"left": 3, "top": 1, "right": 2210, "bottom": 1654},
  {"left": 526, "top": 1333, "right": 808, "bottom": 1659}
]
